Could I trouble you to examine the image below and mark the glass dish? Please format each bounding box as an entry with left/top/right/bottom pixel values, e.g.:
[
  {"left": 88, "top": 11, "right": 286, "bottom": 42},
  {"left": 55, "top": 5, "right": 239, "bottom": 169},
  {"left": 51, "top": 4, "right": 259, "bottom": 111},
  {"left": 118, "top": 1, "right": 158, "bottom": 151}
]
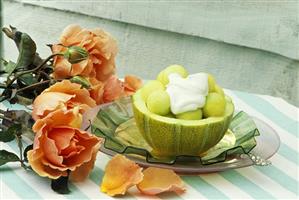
[{"left": 83, "top": 97, "right": 279, "bottom": 173}]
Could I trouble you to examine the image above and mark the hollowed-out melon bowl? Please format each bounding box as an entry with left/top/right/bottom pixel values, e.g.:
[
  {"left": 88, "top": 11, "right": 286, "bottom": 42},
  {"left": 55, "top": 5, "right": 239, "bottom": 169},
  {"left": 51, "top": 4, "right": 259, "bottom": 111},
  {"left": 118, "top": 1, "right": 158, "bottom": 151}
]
[{"left": 132, "top": 90, "right": 235, "bottom": 157}]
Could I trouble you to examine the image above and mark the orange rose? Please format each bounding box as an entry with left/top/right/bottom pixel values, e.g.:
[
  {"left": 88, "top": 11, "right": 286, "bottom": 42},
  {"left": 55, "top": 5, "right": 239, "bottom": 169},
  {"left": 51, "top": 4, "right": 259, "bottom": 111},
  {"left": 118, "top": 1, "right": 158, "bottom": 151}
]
[
  {"left": 28, "top": 108, "right": 101, "bottom": 180},
  {"left": 51, "top": 24, "right": 118, "bottom": 81},
  {"left": 32, "top": 80, "right": 96, "bottom": 120},
  {"left": 123, "top": 75, "right": 142, "bottom": 96},
  {"left": 89, "top": 75, "right": 142, "bottom": 104}
]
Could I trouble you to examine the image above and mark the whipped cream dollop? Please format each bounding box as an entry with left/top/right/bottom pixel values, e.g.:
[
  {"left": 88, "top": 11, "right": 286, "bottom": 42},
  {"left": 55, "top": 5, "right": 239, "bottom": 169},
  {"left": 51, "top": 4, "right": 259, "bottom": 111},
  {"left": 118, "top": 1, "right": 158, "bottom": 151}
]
[{"left": 166, "top": 73, "right": 208, "bottom": 114}]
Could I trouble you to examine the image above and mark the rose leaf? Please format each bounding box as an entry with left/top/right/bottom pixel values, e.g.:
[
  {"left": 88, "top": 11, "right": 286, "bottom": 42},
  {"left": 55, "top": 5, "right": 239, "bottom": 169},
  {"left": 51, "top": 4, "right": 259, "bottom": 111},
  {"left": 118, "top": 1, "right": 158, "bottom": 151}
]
[
  {"left": 23, "top": 144, "right": 33, "bottom": 162},
  {"left": 0, "top": 150, "right": 20, "bottom": 166},
  {"left": 0, "top": 129, "right": 15, "bottom": 142},
  {"left": 51, "top": 175, "right": 71, "bottom": 194}
]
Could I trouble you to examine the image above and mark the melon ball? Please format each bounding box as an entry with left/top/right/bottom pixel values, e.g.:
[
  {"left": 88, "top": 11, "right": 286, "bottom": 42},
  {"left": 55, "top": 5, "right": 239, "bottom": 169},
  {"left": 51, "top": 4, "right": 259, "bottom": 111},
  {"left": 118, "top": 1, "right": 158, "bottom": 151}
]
[
  {"left": 208, "top": 74, "right": 216, "bottom": 92},
  {"left": 146, "top": 90, "right": 170, "bottom": 116},
  {"left": 203, "top": 93, "right": 226, "bottom": 117},
  {"left": 215, "top": 84, "right": 225, "bottom": 96},
  {"left": 157, "top": 65, "right": 188, "bottom": 85},
  {"left": 164, "top": 112, "right": 176, "bottom": 118},
  {"left": 141, "top": 80, "right": 164, "bottom": 101},
  {"left": 176, "top": 109, "right": 203, "bottom": 120}
]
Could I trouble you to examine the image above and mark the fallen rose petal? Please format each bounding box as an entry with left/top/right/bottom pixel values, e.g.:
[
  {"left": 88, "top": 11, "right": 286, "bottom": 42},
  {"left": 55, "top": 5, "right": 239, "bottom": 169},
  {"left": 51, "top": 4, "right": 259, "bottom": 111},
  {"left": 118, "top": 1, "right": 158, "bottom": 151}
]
[
  {"left": 137, "top": 167, "right": 186, "bottom": 195},
  {"left": 100, "top": 154, "right": 143, "bottom": 196}
]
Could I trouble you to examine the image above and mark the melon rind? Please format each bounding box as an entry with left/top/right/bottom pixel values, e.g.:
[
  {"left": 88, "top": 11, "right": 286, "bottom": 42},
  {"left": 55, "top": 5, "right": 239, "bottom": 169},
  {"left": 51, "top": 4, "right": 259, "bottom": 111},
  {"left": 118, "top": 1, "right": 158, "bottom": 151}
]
[{"left": 132, "top": 90, "right": 234, "bottom": 157}]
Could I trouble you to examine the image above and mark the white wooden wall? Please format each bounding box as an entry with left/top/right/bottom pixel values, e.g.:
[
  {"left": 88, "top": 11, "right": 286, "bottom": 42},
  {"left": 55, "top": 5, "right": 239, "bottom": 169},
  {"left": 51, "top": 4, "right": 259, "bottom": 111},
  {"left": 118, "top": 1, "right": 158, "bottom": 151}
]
[{"left": 2, "top": 0, "right": 299, "bottom": 106}]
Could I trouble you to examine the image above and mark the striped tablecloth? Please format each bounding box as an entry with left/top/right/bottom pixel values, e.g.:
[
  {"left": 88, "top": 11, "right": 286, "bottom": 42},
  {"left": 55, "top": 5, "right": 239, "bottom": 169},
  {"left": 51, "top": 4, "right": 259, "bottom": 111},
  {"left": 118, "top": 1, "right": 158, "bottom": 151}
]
[{"left": 1, "top": 89, "right": 298, "bottom": 199}]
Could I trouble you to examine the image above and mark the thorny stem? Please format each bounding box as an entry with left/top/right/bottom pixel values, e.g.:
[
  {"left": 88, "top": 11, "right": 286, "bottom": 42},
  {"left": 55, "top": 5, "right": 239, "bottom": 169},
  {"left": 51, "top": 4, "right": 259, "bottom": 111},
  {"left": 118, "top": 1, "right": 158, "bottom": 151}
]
[
  {"left": 0, "top": 114, "right": 14, "bottom": 122},
  {"left": 15, "top": 134, "right": 28, "bottom": 169},
  {"left": 0, "top": 83, "right": 6, "bottom": 88},
  {"left": 0, "top": 124, "right": 6, "bottom": 130},
  {"left": 6, "top": 53, "right": 62, "bottom": 88},
  {"left": 16, "top": 80, "right": 51, "bottom": 93},
  {"left": 38, "top": 71, "right": 51, "bottom": 80}
]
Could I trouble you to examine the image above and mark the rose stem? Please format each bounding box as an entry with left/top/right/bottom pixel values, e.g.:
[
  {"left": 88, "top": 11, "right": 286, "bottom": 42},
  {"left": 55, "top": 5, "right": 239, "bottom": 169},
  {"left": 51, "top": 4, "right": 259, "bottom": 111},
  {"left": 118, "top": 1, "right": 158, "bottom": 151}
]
[
  {"left": 0, "top": 114, "right": 13, "bottom": 122},
  {"left": 16, "top": 80, "right": 51, "bottom": 93},
  {"left": 6, "top": 53, "right": 63, "bottom": 88}
]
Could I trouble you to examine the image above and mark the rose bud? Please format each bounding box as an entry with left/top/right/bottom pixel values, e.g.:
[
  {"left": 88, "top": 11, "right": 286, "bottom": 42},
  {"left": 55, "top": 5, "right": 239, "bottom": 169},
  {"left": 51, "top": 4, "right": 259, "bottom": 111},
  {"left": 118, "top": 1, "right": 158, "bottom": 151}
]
[
  {"left": 64, "top": 46, "right": 88, "bottom": 64},
  {"left": 70, "top": 75, "right": 91, "bottom": 89}
]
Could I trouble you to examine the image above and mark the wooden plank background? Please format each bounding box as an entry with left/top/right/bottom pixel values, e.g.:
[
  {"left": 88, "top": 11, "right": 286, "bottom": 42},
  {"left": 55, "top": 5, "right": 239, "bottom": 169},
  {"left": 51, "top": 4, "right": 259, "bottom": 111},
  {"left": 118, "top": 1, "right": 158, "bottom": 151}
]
[
  {"left": 1, "top": 0, "right": 298, "bottom": 106},
  {"left": 19, "top": 0, "right": 299, "bottom": 60}
]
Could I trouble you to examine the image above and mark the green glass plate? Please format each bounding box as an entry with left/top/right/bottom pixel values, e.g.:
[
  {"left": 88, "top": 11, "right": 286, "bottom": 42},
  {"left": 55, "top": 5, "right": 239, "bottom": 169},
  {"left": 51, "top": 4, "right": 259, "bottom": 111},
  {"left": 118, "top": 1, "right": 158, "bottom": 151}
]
[{"left": 84, "top": 97, "right": 278, "bottom": 173}]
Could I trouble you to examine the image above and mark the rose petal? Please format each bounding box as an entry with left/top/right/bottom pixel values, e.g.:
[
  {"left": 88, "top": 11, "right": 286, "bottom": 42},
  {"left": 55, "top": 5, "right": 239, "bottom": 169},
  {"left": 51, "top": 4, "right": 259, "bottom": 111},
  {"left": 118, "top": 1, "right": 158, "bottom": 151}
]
[
  {"left": 27, "top": 149, "right": 68, "bottom": 179},
  {"left": 88, "top": 78, "right": 105, "bottom": 104},
  {"left": 48, "top": 127, "right": 75, "bottom": 153},
  {"left": 32, "top": 92, "right": 74, "bottom": 120},
  {"left": 103, "top": 75, "right": 124, "bottom": 103},
  {"left": 62, "top": 129, "right": 101, "bottom": 169},
  {"left": 94, "top": 57, "right": 116, "bottom": 82},
  {"left": 32, "top": 108, "right": 82, "bottom": 132},
  {"left": 32, "top": 80, "right": 96, "bottom": 120},
  {"left": 137, "top": 167, "right": 186, "bottom": 195},
  {"left": 124, "top": 75, "right": 142, "bottom": 95},
  {"left": 100, "top": 154, "right": 143, "bottom": 196},
  {"left": 70, "top": 59, "right": 89, "bottom": 77},
  {"left": 70, "top": 139, "right": 100, "bottom": 182},
  {"left": 46, "top": 80, "right": 96, "bottom": 107},
  {"left": 60, "top": 24, "right": 82, "bottom": 45}
]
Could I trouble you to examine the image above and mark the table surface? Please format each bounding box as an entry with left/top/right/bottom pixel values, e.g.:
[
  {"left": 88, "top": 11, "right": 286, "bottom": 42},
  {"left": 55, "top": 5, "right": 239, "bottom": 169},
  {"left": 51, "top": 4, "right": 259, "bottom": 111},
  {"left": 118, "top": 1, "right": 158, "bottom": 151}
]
[{"left": 0, "top": 89, "right": 298, "bottom": 200}]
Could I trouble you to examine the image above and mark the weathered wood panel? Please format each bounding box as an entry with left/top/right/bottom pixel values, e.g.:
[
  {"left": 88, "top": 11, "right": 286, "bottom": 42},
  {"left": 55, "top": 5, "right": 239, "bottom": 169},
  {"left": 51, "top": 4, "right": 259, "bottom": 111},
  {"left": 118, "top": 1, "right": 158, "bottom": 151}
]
[
  {"left": 2, "top": 1, "right": 299, "bottom": 106},
  {"left": 18, "top": 0, "right": 299, "bottom": 60}
]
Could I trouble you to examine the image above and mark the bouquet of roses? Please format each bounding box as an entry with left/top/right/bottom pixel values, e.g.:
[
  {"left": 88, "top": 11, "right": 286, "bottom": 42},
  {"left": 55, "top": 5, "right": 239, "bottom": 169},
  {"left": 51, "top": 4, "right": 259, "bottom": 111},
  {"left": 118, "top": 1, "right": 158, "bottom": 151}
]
[{"left": 0, "top": 25, "right": 186, "bottom": 196}]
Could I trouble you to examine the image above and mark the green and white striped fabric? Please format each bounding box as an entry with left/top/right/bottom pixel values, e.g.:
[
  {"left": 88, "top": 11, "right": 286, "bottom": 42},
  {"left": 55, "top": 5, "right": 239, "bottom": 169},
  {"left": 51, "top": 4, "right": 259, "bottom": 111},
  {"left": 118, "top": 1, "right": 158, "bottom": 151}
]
[{"left": 0, "top": 89, "right": 298, "bottom": 199}]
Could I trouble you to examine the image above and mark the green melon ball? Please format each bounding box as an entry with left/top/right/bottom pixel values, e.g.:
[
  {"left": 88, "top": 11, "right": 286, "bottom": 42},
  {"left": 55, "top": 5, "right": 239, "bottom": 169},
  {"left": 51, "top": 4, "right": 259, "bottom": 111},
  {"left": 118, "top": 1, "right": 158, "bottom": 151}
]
[
  {"left": 176, "top": 109, "right": 203, "bottom": 120},
  {"left": 141, "top": 80, "right": 164, "bottom": 101},
  {"left": 157, "top": 70, "right": 164, "bottom": 84},
  {"left": 157, "top": 65, "right": 188, "bottom": 85},
  {"left": 225, "top": 95, "right": 232, "bottom": 103},
  {"left": 215, "top": 84, "right": 225, "bottom": 96},
  {"left": 146, "top": 90, "right": 170, "bottom": 116},
  {"left": 203, "top": 93, "right": 226, "bottom": 117},
  {"left": 164, "top": 112, "right": 176, "bottom": 118},
  {"left": 208, "top": 74, "right": 216, "bottom": 92}
]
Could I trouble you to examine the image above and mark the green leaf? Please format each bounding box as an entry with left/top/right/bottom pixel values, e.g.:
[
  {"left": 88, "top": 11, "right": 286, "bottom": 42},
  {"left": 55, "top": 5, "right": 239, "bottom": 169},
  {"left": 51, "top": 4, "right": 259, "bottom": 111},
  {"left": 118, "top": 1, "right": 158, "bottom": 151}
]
[
  {"left": 51, "top": 175, "right": 70, "bottom": 194},
  {"left": 0, "top": 150, "right": 20, "bottom": 166},
  {"left": 7, "top": 123, "right": 22, "bottom": 137},
  {"left": 3, "top": 60, "right": 16, "bottom": 76},
  {"left": 0, "top": 130, "right": 15, "bottom": 142},
  {"left": 23, "top": 144, "right": 33, "bottom": 162},
  {"left": 15, "top": 33, "right": 36, "bottom": 70},
  {"left": 18, "top": 74, "right": 38, "bottom": 86},
  {"left": 0, "top": 123, "right": 22, "bottom": 143}
]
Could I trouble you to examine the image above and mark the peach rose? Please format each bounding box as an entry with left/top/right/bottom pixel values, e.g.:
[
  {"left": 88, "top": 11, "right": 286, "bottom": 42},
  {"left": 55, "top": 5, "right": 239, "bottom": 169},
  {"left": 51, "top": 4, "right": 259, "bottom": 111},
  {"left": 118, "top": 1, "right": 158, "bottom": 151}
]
[
  {"left": 28, "top": 108, "right": 101, "bottom": 180},
  {"left": 51, "top": 24, "right": 118, "bottom": 81},
  {"left": 89, "top": 75, "right": 142, "bottom": 104},
  {"left": 123, "top": 75, "right": 142, "bottom": 96},
  {"left": 32, "top": 80, "right": 96, "bottom": 120}
]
